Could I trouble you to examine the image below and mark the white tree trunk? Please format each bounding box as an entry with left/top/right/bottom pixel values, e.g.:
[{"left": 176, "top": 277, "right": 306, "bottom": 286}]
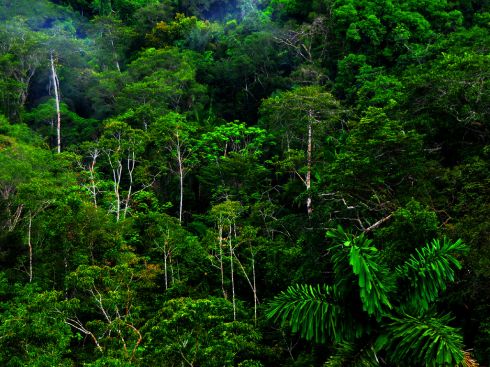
[
  {"left": 50, "top": 52, "right": 61, "bottom": 154},
  {"left": 88, "top": 149, "right": 99, "bottom": 207},
  {"left": 109, "top": 36, "right": 121, "bottom": 72},
  {"left": 228, "top": 225, "right": 236, "bottom": 320},
  {"left": 28, "top": 212, "right": 32, "bottom": 283},
  {"left": 176, "top": 132, "right": 184, "bottom": 224},
  {"left": 110, "top": 159, "right": 123, "bottom": 222},
  {"left": 306, "top": 113, "right": 313, "bottom": 216},
  {"left": 163, "top": 240, "right": 168, "bottom": 290},
  {"left": 123, "top": 150, "right": 135, "bottom": 219},
  {"left": 218, "top": 225, "right": 226, "bottom": 299}
]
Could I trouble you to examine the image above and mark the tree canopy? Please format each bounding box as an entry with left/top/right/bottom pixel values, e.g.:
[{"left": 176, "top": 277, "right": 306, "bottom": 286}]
[{"left": 0, "top": 0, "right": 489, "bottom": 365}]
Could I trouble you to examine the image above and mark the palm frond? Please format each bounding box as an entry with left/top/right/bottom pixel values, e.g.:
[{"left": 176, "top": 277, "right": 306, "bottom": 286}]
[
  {"left": 378, "top": 312, "right": 465, "bottom": 366},
  {"left": 396, "top": 238, "right": 467, "bottom": 310},
  {"left": 349, "top": 240, "right": 393, "bottom": 316},
  {"left": 328, "top": 227, "right": 393, "bottom": 316},
  {"left": 324, "top": 341, "right": 380, "bottom": 367},
  {"left": 266, "top": 284, "right": 343, "bottom": 343}
]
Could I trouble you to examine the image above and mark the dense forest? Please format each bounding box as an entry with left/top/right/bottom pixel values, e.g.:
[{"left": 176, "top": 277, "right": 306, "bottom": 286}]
[{"left": 0, "top": 0, "right": 489, "bottom": 365}]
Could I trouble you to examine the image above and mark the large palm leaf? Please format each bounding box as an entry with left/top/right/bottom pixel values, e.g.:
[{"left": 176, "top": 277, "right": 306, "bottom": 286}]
[
  {"left": 266, "top": 284, "right": 352, "bottom": 343},
  {"left": 324, "top": 341, "right": 380, "bottom": 367},
  {"left": 377, "top": 312, "right": 466, "bottom": 366},
  {"left": 328, "top": 227, "right": 393, "bottom": 316},
  {"left": 396, "top": 238, "right": 467, "bottom": 310}
]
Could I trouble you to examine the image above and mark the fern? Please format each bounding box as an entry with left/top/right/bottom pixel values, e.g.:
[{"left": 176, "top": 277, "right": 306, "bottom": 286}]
[
  {"left": 267, "top": 284, "right": 344, "bottom": 343},
  {"left": 396, "top": 238, "right": 467, "bottom": 310}
]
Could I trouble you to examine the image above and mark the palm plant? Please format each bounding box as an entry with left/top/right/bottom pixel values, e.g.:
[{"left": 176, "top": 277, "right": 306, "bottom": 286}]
[{"left": 267, "top": 226, "right": 477, "bottom": 366}]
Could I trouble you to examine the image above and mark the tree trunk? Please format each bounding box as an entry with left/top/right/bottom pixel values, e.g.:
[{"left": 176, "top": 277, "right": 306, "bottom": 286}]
[
  {"left": 28, "top": 211, "right": 32, "bottom": 283},
  {"left": 306, "top": 112, "right": 313, "bottom": 216},
  {"left": 234, "top": 249, "right": 259, "bottom": 325},
  {"left": 218, "top": 225, "right": 226, "bottom": 299},
  {"left": 50, "top": 52, "right": 61, "bottom": 154},
  {"left": 123, "top": 150, "right": 135, "bottom": 219},
  {"left": 176, "top": 133, "right": 184, "bottom": 224},
  {"left": 228, "top": 225, "right": 236, "bottom": 320},
  {"left": 107, "top": 153, "right": 123, "bottom": 221},
  {"left": 88, "top": 150, "right": 99, "bottom": 207},
  {"left": 109, "top": 36, "right": 121, "bottom": 72},
  {"left": 163, "top": 240, "right": 168, "bottom": 290},
  {"left": 251, "top": 246, "right": 257, "bottom": 324}
]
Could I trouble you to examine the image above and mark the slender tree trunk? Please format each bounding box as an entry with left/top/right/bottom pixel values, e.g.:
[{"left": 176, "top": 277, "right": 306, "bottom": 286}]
[
  {"left": 28, "top": 211, "right": 32, "bottom": 283},
  {"left": 88, "top": 150, "right": 99, "bottom": 207},
  {"left": 163, "top": 240, "right": 168, "bottom": 290},
  {"left": 114, "top": 163, "right": 122, "bottom": 222},
  {"left": 228, "top": 225, "right": 236, "bottom": 320},
  {"left": 218, "top": 224, "right": 226, "bottom": 299},
  {"left": 50, "top": 52, "right": 61, "bottom": 154},
  {"left": 251, "top": 246, "right": 257, "bottom": 324},
  {"left": 306, "top": 112, "right": 313, "bottom": 216},
  {"left": 107, "top": 154, "right": 123, "bottom": 221},
  {"left": 170, "top": 254, "right": 175, "bottom": 285},
  {"left": 234, "top": 250, "right": 259, "bottom": 324},
  {"left": 109, "top": 36, "right": 121, "bottom": 72},
  {"left": 176, "top": 133, "right": 184, "bottom": 224},
  {"left": 123, "top": 150, "right": 135, "bottom": 219}
]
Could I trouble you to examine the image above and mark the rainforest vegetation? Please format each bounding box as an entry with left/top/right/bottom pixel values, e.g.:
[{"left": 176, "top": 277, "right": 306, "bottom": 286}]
[{"left": 0, "top": 0, "right": 489, "bottom": 365}]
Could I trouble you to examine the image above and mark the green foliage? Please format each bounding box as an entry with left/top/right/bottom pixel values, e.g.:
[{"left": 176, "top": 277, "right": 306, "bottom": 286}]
[
  {"left": 143, "top": 297, "right": 262, "bottom": 366},
  {"left": 0, "top": 285, "right": 74, "bottom": 366},
  {"left": 376, "top": 200, "right": 439, "bottom": 267},
  {"left": 324, "top": 341, "right": 379, "bottom": 367},
  {"left": 267, "top": 284, "right": 342, "bottom": 343},
  {"left": 24, "top": 100, "right": 97, "bottom": 148},
  {"left": 0, "top": 0, "right": 488, "bottom": 365},
  {"left": 327, "top": 229, "right": 393, "bottom": 316},
  {"left": 198, "top": 121, "right": 270, "bottom": 161},
  {"left": 260, "top": 86, "right": 341, "bottom": 151},
  {"left": 268, "top": 228, "right": 468, "bottom": 365},
  {"left": 396, "top": 238, "right": 468, "bottom": 310},
  {"left": 115, "top": 47, "right": 208, "bottom": 116},
  {"left": 379, "top": 313, "right": 465, "bottom": 367}
]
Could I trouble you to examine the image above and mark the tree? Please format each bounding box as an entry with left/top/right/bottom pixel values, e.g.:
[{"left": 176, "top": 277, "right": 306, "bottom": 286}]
[
  {"left": 267, "top": 227, "right": 474, "bottom": 366},
  {"left": 97, "top": 120, "right": 148, "bottom": 221},
  {"left": 142, "top": 297, "right": 262, "bottom": 367},
  {"left": 25, "top": 100, "right": 97, "bottom": 150},
  {"left": 0, "top": 284, "right": 74, "bottom": 366},
  {"left": 197, "top": 120, "right": 270, "bottom": 202},
  {"left": 210, "top": 200, "right": 243, "bottom": 319},
  {"left": 66, "top": 263, "right": 146, "bottom": 363},
  {"left": 150, "top": 112, "right": 198, "bottom": 223},
  {"left": 89, "top": 15, "right": 135, "bottom": 72},
  {"left": 115, "top": 47, "right": 208, "bottom": 118},
  {"left": 0, "top": 117, "right": 77, "bottom": 284},
  {"left": 260, "top": 86, "right": 341, "bottom": 216},
  {"left": 320, "top": 107, "right": 427, "bottom": 230},
  {"left": 0, "top": 19, "right": 47, "bottom": 120}
]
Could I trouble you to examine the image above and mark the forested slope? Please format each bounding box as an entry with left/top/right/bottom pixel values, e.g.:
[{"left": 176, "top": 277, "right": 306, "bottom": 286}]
[{"left": 0, "top": 0, "right": 489, "bottom": 365}]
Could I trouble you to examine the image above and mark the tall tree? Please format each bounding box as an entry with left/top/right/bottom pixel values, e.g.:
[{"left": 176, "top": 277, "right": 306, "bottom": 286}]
[
  {"left": 150, "top": 112, "right": 198, "bottom": 223},
  {"left": 260, "top": 86, "right": 341, "bottom": 215}
]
